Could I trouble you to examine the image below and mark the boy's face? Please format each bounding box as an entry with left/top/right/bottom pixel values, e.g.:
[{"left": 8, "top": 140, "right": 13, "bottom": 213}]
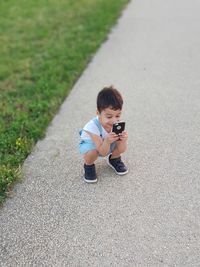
[{"left": 97, "top": 106, "right": 122, "bottom": 132}]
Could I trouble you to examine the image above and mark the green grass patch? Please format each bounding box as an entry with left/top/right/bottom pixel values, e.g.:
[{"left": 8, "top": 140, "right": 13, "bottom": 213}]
[{"left": 0, "top": 0, "right": 129, "bottom": 203}]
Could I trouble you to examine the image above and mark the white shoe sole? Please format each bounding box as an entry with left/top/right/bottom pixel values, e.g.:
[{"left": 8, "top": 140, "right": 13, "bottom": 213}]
[{"left": 84, "top": 177, "right": 97, "bottom": 183}]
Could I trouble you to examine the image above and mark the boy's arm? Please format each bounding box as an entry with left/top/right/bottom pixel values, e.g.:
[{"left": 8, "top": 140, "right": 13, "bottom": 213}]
[
  {"left": 116, "top": 131, "right": 128, "bottom": 151},
  {"left": 91, "top": 134, "right": 110, "bottom": 156},
  {"left": 84, "top": 131, "right": 118, "bottom": 156}
]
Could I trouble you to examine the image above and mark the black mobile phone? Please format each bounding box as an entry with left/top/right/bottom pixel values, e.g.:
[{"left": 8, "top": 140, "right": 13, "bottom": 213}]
[{"left": 112, "top": 122, "right": 125, "bottom": 135}]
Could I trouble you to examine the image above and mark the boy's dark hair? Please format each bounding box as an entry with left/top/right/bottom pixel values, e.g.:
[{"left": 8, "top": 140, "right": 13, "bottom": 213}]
[{"left": 97, "top": 86, "right": 123, "bottom": 113}]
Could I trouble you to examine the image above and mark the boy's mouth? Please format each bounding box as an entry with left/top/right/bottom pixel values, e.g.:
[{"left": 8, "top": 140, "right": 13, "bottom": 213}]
[
  {"left": 107, "top": 125, "right": 113, "bottom": 131},
  {"left": 103, "top": 124, "right": 112, "bottom": 131}
]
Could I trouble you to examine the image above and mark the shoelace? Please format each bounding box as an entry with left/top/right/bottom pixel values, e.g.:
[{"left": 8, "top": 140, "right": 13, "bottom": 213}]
[{"left": 111, "top": 158, "right": 125, "bottom": 169}]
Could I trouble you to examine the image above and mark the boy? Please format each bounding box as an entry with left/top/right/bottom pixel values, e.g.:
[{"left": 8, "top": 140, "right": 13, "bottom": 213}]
[{"left": 79, "top": 86, "right": 128, "bottom": 183}]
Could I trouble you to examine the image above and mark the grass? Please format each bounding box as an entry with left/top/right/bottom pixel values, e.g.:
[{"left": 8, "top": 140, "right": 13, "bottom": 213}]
[{"left": 0, "top": 0, "right": 129, "bottom": 203}]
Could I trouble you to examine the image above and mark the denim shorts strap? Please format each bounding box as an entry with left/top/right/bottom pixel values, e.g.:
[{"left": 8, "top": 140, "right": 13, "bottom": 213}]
[{"left": 92, "top": 117, "right": 103, "bottom": 137}]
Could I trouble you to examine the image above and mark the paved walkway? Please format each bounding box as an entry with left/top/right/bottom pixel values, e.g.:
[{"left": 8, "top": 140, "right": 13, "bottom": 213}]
[{"left": 1, "top": 0, "right": 200, "bottom": 266}]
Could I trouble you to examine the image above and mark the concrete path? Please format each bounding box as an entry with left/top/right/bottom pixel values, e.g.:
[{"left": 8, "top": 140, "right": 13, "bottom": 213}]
[{"left": 1, "top": 0, "right": 200, "bottom": 266}]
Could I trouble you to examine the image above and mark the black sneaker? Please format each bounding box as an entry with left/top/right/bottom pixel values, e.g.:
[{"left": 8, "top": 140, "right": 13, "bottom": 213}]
[
  {"left": 107, "top": 154, "right": 128, "bottom": 175},
  {"left": 84, "top": 164, "right": 97, "bottom": 183}
]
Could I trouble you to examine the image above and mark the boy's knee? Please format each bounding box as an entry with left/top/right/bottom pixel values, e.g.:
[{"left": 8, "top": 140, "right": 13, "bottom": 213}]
[
  {"left": 115, "top": 144, "right": 127, "bottom": 154},
  {"left": 84, "top": 149, "right": 99, "bottom": 164},
  {"left": 90, "top": 149, "right": 99, "bottom": 156}
]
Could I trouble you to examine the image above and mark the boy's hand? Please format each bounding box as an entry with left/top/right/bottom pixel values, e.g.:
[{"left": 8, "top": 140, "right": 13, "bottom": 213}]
[
  {"left": 118, "top": 131, "right": 128, "bottom": 142},
  {"left": 105, "top": 132, "right": 120, "bottom": 144}
]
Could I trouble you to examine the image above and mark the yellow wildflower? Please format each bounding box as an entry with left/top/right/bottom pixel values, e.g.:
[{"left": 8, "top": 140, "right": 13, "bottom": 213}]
[{"left": 16, "top": 137, "right": 22, "bottom": 147}]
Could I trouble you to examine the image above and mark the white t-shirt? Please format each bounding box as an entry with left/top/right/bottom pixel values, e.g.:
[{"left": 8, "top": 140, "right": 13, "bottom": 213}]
[{"left": 80, "top": 116, "right": 108, "bottom": 140}]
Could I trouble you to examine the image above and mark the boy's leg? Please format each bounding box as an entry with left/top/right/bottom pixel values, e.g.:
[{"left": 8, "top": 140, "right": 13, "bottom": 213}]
[
  {"left": 110, "top": 140, "right": 127, "bottom": 159},
  {"left": 107, "top": 141, "right": 128, "bottom": 175},
  {"left": 84, "top": 149, "right": 99, "bottom": 165},
  {"left": 83, "top": 150, "right": 99, "bottom": 183}
]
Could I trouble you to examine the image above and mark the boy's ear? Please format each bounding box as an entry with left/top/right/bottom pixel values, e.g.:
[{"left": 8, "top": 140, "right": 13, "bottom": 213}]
[{"left": 96, "top": 109, "right": 99, "bottom": 115}]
